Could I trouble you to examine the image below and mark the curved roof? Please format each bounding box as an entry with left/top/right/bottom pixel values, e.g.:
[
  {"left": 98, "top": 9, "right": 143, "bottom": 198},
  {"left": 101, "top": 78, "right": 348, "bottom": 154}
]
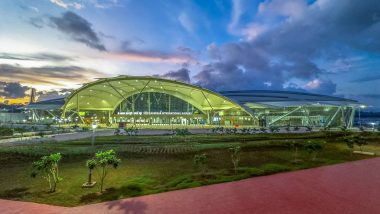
[
  {"left": 63, "top": 76, "right": 246, "bottom": 114},
  {"left": 24, "top": 98, "right": 65, "bottom": 110},
  {"left": 220, "top": 90, "right": 359, "bottom": 108}
]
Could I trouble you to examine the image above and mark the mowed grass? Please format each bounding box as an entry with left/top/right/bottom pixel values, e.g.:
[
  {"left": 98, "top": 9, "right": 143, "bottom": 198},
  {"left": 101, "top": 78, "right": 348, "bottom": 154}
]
[{"left": 0, "top": 132, "right": 379, "bottom": 207}]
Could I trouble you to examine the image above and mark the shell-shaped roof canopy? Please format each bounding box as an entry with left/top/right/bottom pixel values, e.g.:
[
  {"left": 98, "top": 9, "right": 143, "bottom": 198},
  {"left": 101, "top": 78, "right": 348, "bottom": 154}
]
[
  {"left": 63, "top": 76, "right": 246, "bottom": 113},
  {"left": 220, "top": 90, "right": 360, "bottom": 108}
]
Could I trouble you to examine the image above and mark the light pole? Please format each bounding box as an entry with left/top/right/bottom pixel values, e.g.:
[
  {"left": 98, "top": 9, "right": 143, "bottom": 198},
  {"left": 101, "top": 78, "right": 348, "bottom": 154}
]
[
  {"left": 359, "top": 105, "right": 366, "bottom": 127},
  {"left": 370, "top": 122, "right": 375, "bottom": 132},
  {"left": 91, "top": 122, "right": 98, "bottom": 149}
]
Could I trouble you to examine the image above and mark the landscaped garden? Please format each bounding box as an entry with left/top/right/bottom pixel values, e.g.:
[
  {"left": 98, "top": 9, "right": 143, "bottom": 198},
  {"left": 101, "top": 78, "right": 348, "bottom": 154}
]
[{"left": 0, "top": 130, "right": 379, "bottom": 207}]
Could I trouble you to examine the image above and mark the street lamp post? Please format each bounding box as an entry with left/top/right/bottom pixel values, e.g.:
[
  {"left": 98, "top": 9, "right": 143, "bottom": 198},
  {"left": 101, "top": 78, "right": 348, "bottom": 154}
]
[
  {"left": 370, "top": 122, "right": 375, "bottom": 132},
  {"left": 359, "top": 105, "right": 366, "bottom": 127},
  {"left": 91, "top": 122, "right": 98, "bottom": 149}
]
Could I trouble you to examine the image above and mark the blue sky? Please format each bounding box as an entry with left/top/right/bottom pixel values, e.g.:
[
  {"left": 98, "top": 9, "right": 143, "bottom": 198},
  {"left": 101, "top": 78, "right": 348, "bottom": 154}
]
[{"left": 0, "top": 0, "right": 379, "bottom": 110}]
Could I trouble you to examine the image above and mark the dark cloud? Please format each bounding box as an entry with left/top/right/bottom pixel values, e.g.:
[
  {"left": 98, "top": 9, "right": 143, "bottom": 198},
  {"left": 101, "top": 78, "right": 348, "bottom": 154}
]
[
  {"left": 194, "top": 0, "right": 380, "bottom": 95},
  {"left": 49, "top": 11, "right": 106, "bottom": 51},
  {"left": 361, "top": 94, "right": 380, "bottom": 99},
  {"left": 351, "top": 74, "right": 380, "bottom": 83},
  {"left": 37, "top": 89, "right": 72, "bottom": 101},
  {"left": 0, "top": 82, "right": 30, "bottom": 98},
  {"left": 0, "top": 64, "right": 104, "bottom": 86},
  {"left": 156, "top": 68, "right": 191, "bottom": 83},
  {"left": 28, "top": 17, "right": 44, "bottom": 28},
  {"left": 0, "top": 52, "right": 74, "bottom": 62}
]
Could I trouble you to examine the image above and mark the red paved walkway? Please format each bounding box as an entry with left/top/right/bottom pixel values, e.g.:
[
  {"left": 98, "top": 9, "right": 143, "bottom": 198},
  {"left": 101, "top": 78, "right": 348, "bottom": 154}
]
[{"left": 2, "top": 158, "right": 380, "bottom": 214}]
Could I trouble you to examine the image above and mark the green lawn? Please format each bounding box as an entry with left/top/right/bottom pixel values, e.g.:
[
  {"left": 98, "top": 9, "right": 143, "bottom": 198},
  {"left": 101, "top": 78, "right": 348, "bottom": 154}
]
[{"left": 0, "top": 132, "right": 379, "bottom": 207}]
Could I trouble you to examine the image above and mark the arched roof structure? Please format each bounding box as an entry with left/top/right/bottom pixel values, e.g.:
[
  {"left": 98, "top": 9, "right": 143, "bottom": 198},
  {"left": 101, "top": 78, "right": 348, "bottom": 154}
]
[
  {"left": 63, "top": 76, "right": 248, "bottom": 115},
  {"left": 221, "top": 90, "right": 360, "bottom": 108}
]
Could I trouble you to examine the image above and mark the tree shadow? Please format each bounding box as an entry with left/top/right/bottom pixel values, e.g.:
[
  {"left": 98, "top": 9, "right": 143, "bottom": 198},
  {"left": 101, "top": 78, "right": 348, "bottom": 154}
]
[
  {"left": 0, "top": 187, "right": 30, "bottom": 199},
  {"left": 106, "top": 199, "right": 148, "bottom": 214},
  {"left": 80, "top": 184, "right": 144, "bottom": 203}
]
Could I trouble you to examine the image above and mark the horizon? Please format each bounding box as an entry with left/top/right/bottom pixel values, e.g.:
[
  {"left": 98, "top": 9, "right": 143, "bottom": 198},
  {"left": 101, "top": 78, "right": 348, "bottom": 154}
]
[{"left": 0, "top": 0, "right": 380, "bottom": 110}]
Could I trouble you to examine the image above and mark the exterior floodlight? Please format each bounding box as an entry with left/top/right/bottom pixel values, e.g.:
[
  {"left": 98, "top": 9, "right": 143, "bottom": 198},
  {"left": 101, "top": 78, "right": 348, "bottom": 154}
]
[{"left": 370, "top": 122, "right": 376, "bottom": 131}]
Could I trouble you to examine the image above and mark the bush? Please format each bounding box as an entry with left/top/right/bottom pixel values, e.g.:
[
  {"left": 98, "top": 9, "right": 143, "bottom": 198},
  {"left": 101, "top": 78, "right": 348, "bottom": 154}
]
[
  {"left": 31, "top": 153, "right": 62, "bottom": 192},
  {"left": 0, "top": 127, "right": 13, "bottom": 136},
  {"left": 174, "top": 128, "right": 191, "bottom": 136}
]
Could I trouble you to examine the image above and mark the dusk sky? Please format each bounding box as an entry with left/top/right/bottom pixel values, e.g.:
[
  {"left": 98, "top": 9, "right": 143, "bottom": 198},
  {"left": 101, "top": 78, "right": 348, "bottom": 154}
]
[{"left": 0, "top": 0, "right": 379, "bottom": 109}]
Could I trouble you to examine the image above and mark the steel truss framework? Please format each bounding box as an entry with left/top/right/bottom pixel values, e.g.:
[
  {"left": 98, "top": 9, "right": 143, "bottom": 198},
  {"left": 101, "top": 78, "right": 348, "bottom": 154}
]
[{"left": 62, "top": 76, "right": 252, "bottom": 126}]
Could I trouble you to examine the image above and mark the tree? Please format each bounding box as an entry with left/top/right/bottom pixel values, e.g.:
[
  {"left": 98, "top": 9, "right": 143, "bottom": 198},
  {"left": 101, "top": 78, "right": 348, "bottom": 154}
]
[
  {"left": 229, "top": 146, "right": 241, "bottom": 174},
  {"left": 194, "top": 153, "right": 208, "bottom": 176},
  {"left": 304, "top": 140, "right": 324, "bottom": 161},
  {"left": 269, "top": 126, "right": 279, "bottom": 133},
  {"left": 260, "top": 127, "right": 267, "bottom": 133},
  {"left": 286, "top": 140, "right": 303, "bottom": 162},
  {"left": 95, "top": 150, "right": 121, "bottom": 192},
  {"left": 353, "top": 135, "right": 367, "bottom": 152},
  {"left": 84, "top": 159, "right": 97, "bottom": 187},
  {"left": 31, "top": 153, "right": 62, "bottom": 192},
  {"left": 285, "top": 125, "right": 291, "bottom": 133},
  {"left": 174, "top": 128, "right": 191, "bottom": 141},
  {"left": 343, "top": 137, "right": 354, "bottom": 156},
  {"left": 340, "top": 125, "right": 350, "bottom": 136}
]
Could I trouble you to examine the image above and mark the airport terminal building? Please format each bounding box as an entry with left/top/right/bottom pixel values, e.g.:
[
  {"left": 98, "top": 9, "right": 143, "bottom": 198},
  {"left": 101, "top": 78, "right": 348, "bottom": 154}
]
[{"left": 26, "top": 76, "right": 360, "bottom": 128}]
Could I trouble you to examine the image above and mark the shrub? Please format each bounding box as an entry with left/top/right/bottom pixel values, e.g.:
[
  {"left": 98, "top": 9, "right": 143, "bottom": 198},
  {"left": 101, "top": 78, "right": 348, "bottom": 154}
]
[
  {"left": 269, "top": 126, "right": 280, "bottom": 133},
  {"left": 304, "top": 140, "right": 324, "bottom": 161},
  {"left": 85, "top": 159, "right": 97, "bottom": 186},
  {"left": 94, "top": 150, "right": 121, "bottom": 192},
  {"left": 354, "top": 135, "right": 367, "bottom": 152},
  {"left": 0, "top": 127, "right": 13, "bottom": 136},
  {"left": 194, "top": 153, "right": 208, "bottom": 176},
  {"left": 229, "top": 146, "right": 241, "bottom": 174},
  {"left": 124, "top": 127, "right": 138, "bottom": 136},
  {"left": 31, "top": 153, "right": 62, "bottom": 192},
  {"left": 343, "top": 137, "right": 354, "bottom": 155},
  {"left": 286, "top": 140, "right": 303, "bottom": 162},
  {"left": 174, "top": 128, "right": 191, "bottom": 136}
]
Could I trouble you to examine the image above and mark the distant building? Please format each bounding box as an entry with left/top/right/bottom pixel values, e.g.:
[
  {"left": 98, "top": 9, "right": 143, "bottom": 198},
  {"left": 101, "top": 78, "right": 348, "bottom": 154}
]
[{"left": 25, "top": 76, "right": 360, "bottom": 128}]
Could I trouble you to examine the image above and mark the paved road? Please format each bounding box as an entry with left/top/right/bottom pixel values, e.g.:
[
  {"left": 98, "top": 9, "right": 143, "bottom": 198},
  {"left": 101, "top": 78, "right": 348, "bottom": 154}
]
[{"left": 2, "top": 157, "right": 380, "bottom": 214}]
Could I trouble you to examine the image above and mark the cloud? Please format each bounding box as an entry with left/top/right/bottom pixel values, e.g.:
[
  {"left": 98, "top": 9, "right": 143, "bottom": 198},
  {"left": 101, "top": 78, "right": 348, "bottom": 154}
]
[
  {"left": 37, "top": 89, "right": 72, "bottom": 101},
  {"left": 28, "top": 17, "right": 44, "bottom": 28},
  {"left": 0, "top": 64, "right": 104, "bottom": 86},
  {"left": 49, "top": 0, "right": 83, "bottom": 9},
  {"left": 351, "top": 74, "right": 380, "bottom": 83},
  {"left": 195, "top": 0, "right": 380, "bottom": 95},
  {"left": 89, "top": 0, "right": 121, "bottom": 9},
  {"left": 257, "top": 0, "right": 307, "bottom": 19},
  {"left": 49, "top": 11, "right": 106, "bottom": 51},
  {"left": 0, "top": 52, "right": 74, "bottom": 62},
  {"left": 228, "top": 0, "right": 243, "bottom": 34},
  {"left": 304, "top": 79, "right": 337, "bottom": 95},
  {"left": 178, "top": 12, "right": 194, "bottom": 33},
  {"left": 0, "top": 82, "right": 30, "bottom": 98},
  {"left": 157, "top": 68, "right": 191, "bottom": 83},
  {"left": 107, "top": 44, "right": 197, "bottom": 64}
]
